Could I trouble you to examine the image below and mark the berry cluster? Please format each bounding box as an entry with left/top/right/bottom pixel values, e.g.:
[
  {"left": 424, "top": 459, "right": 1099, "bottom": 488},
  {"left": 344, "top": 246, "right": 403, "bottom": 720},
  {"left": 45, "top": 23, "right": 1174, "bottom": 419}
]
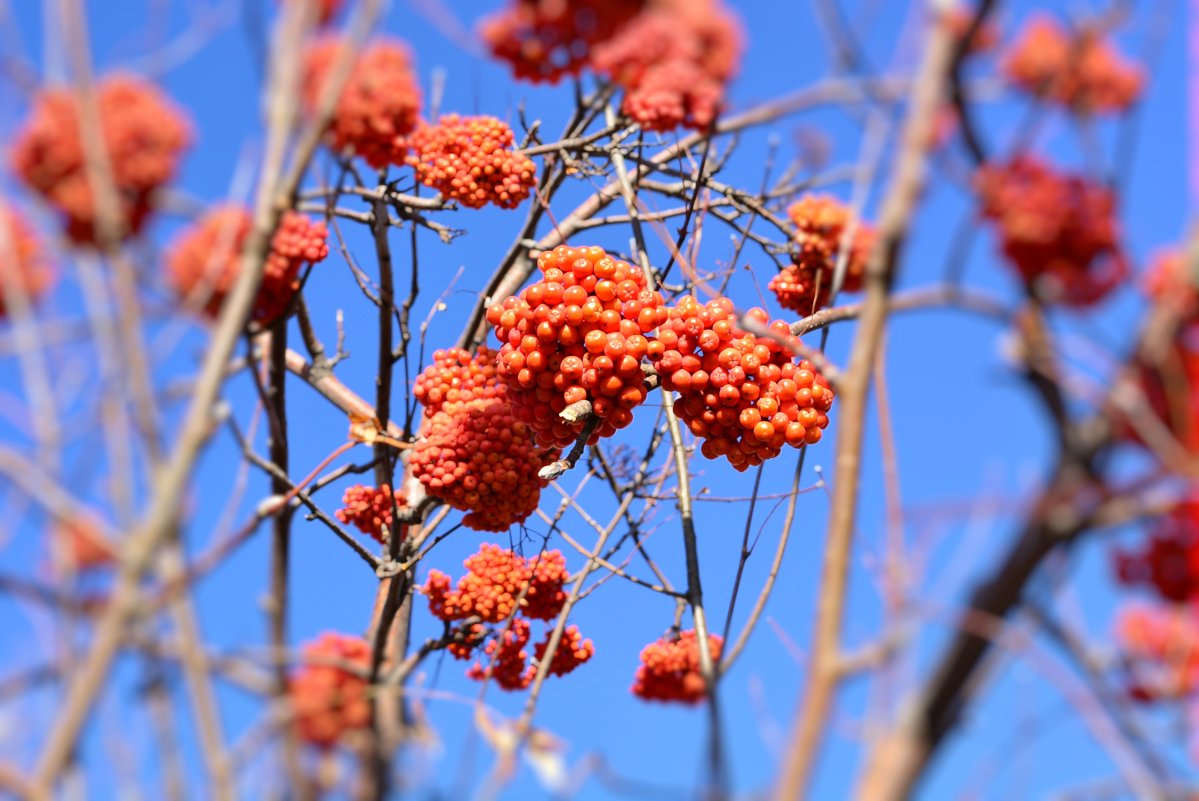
[
  {"left": 405, "top": 115, "right": 537, "bottom": 209},
  {"left": 288, "top": 632, "right": 373, "bottom": 748},
  {"left": 975, "top": 156, "right": 1127, "bottom": 306},
  {"left": 487, "top": 245, "right": 668, "bottom": 449},
  {"left": 769, "top": 194, "right": 876, "bottom": 315},
  {"left": 334, "top": 484, "right": 407, "bottom": 544},
  {"left": 1121, "top": 324, "right": 1199, "bottom": 454},
  {"left": 167, "top": 205, "right": 329, "bottom": 324},
  {"left": 590, "top": 0, "right": 742, "bottom": 132},
  {"left": 411, "top": 398, "right": 555, "bottom": 531},
  {"left": 422, "top": 545, "right": 591, "bottom": 691},
  {"left": 1113, "top": 500, "right": 1199, "bottom": 603},
  {"left": 302, "top": 37, "right": 421, "bottom": 169},
  {"left": 413, "top": 347, "right": 504, "bottom": 412},
  {"left": 10, "top": 74, "right": 191, "bottom": 244},
  {"left": 631, "top": 629, "right": 722, "bottom": 704},
  {"left": 650, "top": 297, "right": 834, "bottom": 471},
  {"left": 1115, "top": 605, "right": 1199, "bottom": 702},
  {"left": 423, "top": 544, "right": 568, "bottom": 623},
  {"left": 1143, "top": 249, "right": 1199, "bottom": 319},
  {"left": 52, "top": 515, "right": 115, "bottom": 573},
  {"left": 480, "top": 0, "right": 646, "bottom": 83},
  {"left": 0, "top": 206, "right": 54, "bottom": 317},
  {"left": 1002, "top": 14, "right": 1143, "bottom": 114}
]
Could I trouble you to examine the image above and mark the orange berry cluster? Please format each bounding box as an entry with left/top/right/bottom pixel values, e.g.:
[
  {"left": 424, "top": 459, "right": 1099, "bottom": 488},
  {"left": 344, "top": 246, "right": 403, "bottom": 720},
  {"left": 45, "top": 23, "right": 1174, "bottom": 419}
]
[
  {"left": 1114, "top": 605, "right": 1199, "bottom": 702},
  {"left": 0, "top": 206, "right": 54, "bottom": 317},
  {"left": 334, "top": 484, "right": 407, "bottom": 544},
  {"left": 302, "top": 37, "right": 421, "bottom": 169},
  {"left": 423, "top": 544, "right": 568, "bottom": 623},
  {"left": 423, "top": 545, "right": 591, "bottom": 691},
  {"left": 167, "top": 205, "right": 329, "bottom": 324},
  {"left": 631, "top": 629, "right": 723, "bottom": 704},
  {"left": 1001, "top": 14, "right": 1142, "bottom": 114},
  {"left": 52, "top": 515, "right": 115, "bottom": 573},
  {"left": 590, "top": 0, "right": 742, "bottom": 131},
  {"left": 651, "top": 297, "right": 834, "bottom": 471},
  {"left": 534, "top": 625, "right": 595, "bottom": 678},
  {"left": 487, "top": 245, "right": 668, "bottom": 449},
  {"left": 411, "top": 397, "right": 555, "bottom": 531},
  {"left": 405, "top": 115, "right": 537, "bottom": 210},
  {"left": 975, "top": 156, "right": 1127, "bottom": 306},
  {"left": 413, "top": 347, "right": 504, "bottom": 412},
  {"left": 10, "top": 73, "right": 191, "bottom": 244},
  {"left": 467, "top": 618, "right": 536, "bottom": 690},
  {"left": 288, "top": 632, "right": 372, "bottom": 748},
  {"left": 479, "top": 0, "right": 647, "bottom": 83},
  {"left": 1113, "top": 500, "right": 1199, "bottom": 604},
  {"left": 769, "top": 194, "right": 877, "bottom": 315}
]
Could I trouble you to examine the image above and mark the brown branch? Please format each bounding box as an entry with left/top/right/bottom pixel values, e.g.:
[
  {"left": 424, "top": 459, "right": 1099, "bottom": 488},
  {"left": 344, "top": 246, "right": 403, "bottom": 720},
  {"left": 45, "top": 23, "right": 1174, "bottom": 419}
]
[{"left": 772, "top": 8, "right": 959, "bottom": 799}]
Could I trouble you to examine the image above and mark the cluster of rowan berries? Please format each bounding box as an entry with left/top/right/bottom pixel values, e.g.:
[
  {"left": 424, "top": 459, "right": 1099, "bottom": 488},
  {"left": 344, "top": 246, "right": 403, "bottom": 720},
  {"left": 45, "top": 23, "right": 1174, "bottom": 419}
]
[
  {"left": 302, "top": 37, "right": 422, "bottom": 169},
  {"left": 769, "top": 194, "right": 877, "bottom": 316},
  {"left": 632, "top": 629, "right": 722, "bottom": 704},
  {"left": 422, "top": 545, "right": 592, "bottom": 691},
  {"left": 0, "top": 206, "right": 54, "bottom": 317},
  {"left": 51, "top": 515, "right": 115, "bottom": 573},
  {"left": 413, "top": 347, "right": 504, "bottom": 411},
  {"left": 1002, "top": 14, "right": 1142, "bottom": 114},
  {"left": 481, "top": 0, "right": 739, "bottom": 131},
  {"left": 651, "top": 297, "right": 834, "bottom": 471},
  {"left": 167, "top": 205, "right": 329, "bottom": 324},
  {"left": 480, "top": 0, "right": 646, "bottom": 83},
  {"left": 10, "top": 73, "right": 191, "bottom": 245},
  {"left": 288, "top": 632, "right": 373, "bottom": 748},
  {"left": 404, "top": 115, "right": 537, "bottom": 209},
  {"left": 1114, "top": 605, "right": 1199, "bottom": 702},
  {"left": 423, "top": 544, "right": 568, "bottom": 623},
  {"left": 487, "top": 245, "right": 669, "bottom": 449},
  {"left": 975, "top": 156, "right": 1127, "bottom": 306},
  {"left": 1113, "top": 501, "right": 1199, "bottom": 603},
  {"left": 334, "top": 484, "right": 406, "bottom": 544},
  {"left": 412, "top": 348, "right": 556, "bottom": 531},
  {"left": 590, "top": 0, "right": 741, "bottom": 132}
]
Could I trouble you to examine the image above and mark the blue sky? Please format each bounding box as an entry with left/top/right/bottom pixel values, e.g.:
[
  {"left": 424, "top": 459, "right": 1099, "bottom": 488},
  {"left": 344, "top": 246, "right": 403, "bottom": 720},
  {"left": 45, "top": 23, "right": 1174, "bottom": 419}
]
[{"left": 0, "top": 0, "right": 1192, "bottom": 798}]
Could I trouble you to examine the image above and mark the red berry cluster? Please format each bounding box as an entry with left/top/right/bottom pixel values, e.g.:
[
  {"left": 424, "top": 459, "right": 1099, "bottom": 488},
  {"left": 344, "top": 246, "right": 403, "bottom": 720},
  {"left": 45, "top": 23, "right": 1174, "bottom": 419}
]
[
  {"left": 423, "top": 545, "right": 592, "bottom": 691},
  {"left": 288, "top": 632, "right": 373, "bottom": 748},
  {"left": 479, "top": 0, "right": 647, "bottom": 83},
  {"left": 769, "top": 194, "right": 877, "bottom": 315},
  {"left": 631, "top": 629, "right": 722, "bottom": 704},
  {"left": 423, "top": 544, "right": 568, "bottom": 623},
  {"left": 1002, "top": 14, "right": 1143, "bottom": 114},
  {"left": 52, "top": 515, "right": 115, "bottom": 573},
  {"left": 10, "top": 73, "right": 191, "bottom": 244},
  {"left": 487, "top": 245, "right": 668, "bottom": 449},
  {"left": 467, "top": 618, "right": 537, "bottom": 690},
  {"left": 1114, "top": 501, "right": 1199, "bottom": 604},
  {"left": 650, "top": 297, "right": 834, "bottom": 471},
  {"left": 404, "top": 115, "right": 537, "bottom": 210},
  {"left": 590, "top": 0, "right": 742, "bottom": 132},
  {"left": 302, "top": 37, "right": 421, "bottom": 169},
  {"left": 1114, "top": 605, "right": 1199, "bottom": 702},
  {"left": 167, "top": 205, "right": 329, "bottom": 324},
  {"left": 411, "top": 398, "right": 555, "bottom": 531},
  {"left": 534, "top": 625, "right": 595, "bottom": 678},
  {"left": 334, "top": 484, "right": 407, "bottom": 544},
  {"left": 413, "top": 347, "right": 504, "bottom": 412},
  {"left": 0, "top": 205, "right": 54, "bottom": 317},
  {"left": 975, "top": 156, "right": 1128, "bottom": 306}
]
